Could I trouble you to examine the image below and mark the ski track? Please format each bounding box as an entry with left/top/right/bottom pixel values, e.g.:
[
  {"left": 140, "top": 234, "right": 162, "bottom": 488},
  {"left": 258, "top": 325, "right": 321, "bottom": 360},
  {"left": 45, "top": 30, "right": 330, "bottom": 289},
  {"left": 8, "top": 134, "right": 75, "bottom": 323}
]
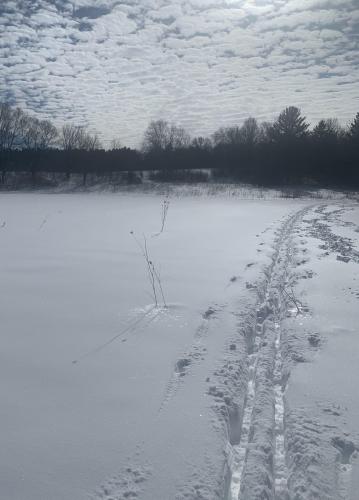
[
  {"left": 221, "top": 203, "right": 359, "bottom": 500},
  {"left": 225, "top": 206, "right": 311, "bottom": 500}
]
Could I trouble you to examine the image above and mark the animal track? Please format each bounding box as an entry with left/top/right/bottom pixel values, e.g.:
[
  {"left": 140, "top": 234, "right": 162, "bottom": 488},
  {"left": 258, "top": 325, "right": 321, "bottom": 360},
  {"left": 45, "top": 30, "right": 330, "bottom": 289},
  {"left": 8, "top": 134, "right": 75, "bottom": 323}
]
[
  {"left": 158, "top": 305, "right": 221, "bottom": 412},
  {"left": 94, "top": 465, "right": 151, "bottom": 500}
]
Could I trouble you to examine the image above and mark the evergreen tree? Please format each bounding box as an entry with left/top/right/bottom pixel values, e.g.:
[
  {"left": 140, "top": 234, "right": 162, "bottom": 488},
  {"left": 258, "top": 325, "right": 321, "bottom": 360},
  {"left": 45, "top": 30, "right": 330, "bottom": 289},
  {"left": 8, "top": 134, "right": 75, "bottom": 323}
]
[
  {"left": 271, "top": 106, "right": 309, "bottom": 140},
  {"left": 312, "top": 118, "right": 342, "bottom": 141},
  {"left": 349, "top": 112, "right": 359, "bottom": 139}
]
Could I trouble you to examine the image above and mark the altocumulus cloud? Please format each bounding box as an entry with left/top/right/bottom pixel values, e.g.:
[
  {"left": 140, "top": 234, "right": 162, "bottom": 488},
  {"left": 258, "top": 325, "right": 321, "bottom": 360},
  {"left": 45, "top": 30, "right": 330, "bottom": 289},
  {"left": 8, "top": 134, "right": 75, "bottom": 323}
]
[{"left": 1, "top": 0, "right": 358, "bottom": 147}]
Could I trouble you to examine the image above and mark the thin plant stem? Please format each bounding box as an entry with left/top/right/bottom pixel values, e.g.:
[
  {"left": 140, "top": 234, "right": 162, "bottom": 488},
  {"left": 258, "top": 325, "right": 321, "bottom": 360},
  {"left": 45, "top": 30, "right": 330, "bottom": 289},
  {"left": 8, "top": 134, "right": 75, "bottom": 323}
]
[
  {"left": 131, "top": 231, "right": 167, "bottom": 308},
  {"left": 280, "top": 284, "right": 302, "bottom": 314},
  {"left": 152, "top": 264, "right": 167, "bottom": 308}
]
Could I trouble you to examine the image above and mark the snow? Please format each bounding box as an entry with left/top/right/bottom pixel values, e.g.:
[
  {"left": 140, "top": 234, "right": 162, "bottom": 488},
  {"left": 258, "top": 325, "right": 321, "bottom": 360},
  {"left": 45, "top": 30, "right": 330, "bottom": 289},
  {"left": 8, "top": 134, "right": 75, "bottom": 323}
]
[
  {"left": 286, "top": 203, "right": 359, "bottom": 500},
  {"left": 0, "top": 191, "right": 358, "bottom": 500}
]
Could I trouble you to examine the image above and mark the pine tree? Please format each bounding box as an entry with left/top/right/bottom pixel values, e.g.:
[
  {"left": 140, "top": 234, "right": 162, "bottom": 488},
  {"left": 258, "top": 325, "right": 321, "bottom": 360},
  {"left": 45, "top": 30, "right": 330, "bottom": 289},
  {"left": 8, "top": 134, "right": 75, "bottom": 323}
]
[
  {"left": 271, "top": 106, "right": 309, "bottom": 140},
  {"left": 312, "top": 118, "right": 342, "bottom": 141},
  {"left": 349, "top": 112, "right": 359, "bottom": 139}
]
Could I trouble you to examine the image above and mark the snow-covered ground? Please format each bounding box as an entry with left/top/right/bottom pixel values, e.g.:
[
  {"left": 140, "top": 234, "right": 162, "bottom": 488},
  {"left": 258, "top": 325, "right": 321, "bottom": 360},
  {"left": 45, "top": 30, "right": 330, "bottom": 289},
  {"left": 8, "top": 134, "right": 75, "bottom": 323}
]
[{"left": 0, "top": 191, "right": 358, "bottom": 500}]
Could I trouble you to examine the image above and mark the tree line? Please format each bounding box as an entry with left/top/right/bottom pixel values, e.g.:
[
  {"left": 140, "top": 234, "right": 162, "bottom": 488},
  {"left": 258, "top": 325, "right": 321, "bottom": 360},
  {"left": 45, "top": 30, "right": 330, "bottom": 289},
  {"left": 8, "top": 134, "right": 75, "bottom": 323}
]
[{"left": 1, "top": 102, "right": 358, "bottom": 187}]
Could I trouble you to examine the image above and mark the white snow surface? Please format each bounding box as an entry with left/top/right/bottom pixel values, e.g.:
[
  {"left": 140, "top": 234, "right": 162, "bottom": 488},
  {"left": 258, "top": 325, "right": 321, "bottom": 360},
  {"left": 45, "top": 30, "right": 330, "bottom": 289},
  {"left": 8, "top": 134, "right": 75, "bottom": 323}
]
[{"left": 0, "top": 192, "right": 358, "bottom": 500}]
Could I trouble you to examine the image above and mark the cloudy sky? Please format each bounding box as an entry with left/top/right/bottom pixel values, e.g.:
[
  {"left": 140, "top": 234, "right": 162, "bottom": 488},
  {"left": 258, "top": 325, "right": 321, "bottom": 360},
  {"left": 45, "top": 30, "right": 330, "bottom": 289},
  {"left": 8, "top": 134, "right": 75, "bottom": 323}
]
[{"left": 1, "top": 0, "right": 358, "bottom": 147}]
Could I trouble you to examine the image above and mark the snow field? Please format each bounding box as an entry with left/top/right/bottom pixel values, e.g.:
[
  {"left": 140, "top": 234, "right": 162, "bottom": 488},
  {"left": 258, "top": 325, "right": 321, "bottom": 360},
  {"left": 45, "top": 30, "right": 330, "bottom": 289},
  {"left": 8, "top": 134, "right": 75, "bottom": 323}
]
[{"left": 0, "top": 192, "right": 358, "bottom": 500}]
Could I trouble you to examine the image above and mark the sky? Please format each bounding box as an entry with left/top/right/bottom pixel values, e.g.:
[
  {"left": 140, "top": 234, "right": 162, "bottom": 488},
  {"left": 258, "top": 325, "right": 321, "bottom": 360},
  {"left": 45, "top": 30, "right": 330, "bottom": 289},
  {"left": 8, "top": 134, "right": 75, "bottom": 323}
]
[{"left": 1, "top": 0, "right": 358, "bottom": 148}]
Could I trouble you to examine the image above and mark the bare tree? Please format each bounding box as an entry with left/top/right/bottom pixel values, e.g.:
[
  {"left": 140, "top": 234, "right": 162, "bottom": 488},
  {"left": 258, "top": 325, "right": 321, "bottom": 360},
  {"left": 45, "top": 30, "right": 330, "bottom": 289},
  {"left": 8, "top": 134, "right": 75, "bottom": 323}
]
[
  {"left": 240, "top": 117, "right": 260, "bottom": 146},
  {"left": 38, "top": 120, "right": 58, "bottom": 149},
  {"left": 212, "top": 126, "right": 241, "bottom": 146},
  {"left": 0, "top": 103, "right": 25, "bottom": 150},
  {"left": 22, "top": 116, "right": 42, "bottom": 149},
  {"left": 2, "top": 106, "right": 28, "bottom": 149},
  {"left": 142, "top": 120, "right": 170, "bottom": 152},
  {"left": 0, "top": 103, "right": 12, "bottom": 150},
  {"left": 62, "top": 127, "right": 102, "bottom": 184},
  {"left": 142, "top": 120, "right": 190, "bottom": 152},
  {"left": 0, "top": 104, "right": 58, "bottom": 151},
  {"left": 168, "top": 124, "right": 191, "bottom": 149},
  {"left": 213, "top": 119, "right": 260, "bottom": 147},
  {"left": 81, "top": 131, "right": 102, "bottom": 150},
  {"left": 257, "top": 121, "right": 273, "bottom": 143},
  {"left": 191, "top": 136, "right": 212, "bottom": 150},
  {"left": 61, "top": 124, "right": 84, "bottom": 150},
  {"left": 110, "top": 138, "right": 122, "bottom": 150},
  {"left": 60, "top": 124, "right": 101, "bottom": 150},
  {"left": 10, "top": 108, "right": 28, "bottom": 149}
]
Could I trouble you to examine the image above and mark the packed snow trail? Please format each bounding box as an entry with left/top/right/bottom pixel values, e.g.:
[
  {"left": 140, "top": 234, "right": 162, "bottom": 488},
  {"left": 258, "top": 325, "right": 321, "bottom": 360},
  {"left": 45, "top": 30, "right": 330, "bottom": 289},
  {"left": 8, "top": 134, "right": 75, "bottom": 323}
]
[{"left": 227, "top": 206, "right": 311, "bottom": 500}]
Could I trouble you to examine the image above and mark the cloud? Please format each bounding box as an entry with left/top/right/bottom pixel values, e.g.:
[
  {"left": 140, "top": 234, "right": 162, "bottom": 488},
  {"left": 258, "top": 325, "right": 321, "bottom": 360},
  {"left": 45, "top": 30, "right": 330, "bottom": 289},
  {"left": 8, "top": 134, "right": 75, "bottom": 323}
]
[{"left": 0, "top": 0, "right": 358, "bottom": 147}]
